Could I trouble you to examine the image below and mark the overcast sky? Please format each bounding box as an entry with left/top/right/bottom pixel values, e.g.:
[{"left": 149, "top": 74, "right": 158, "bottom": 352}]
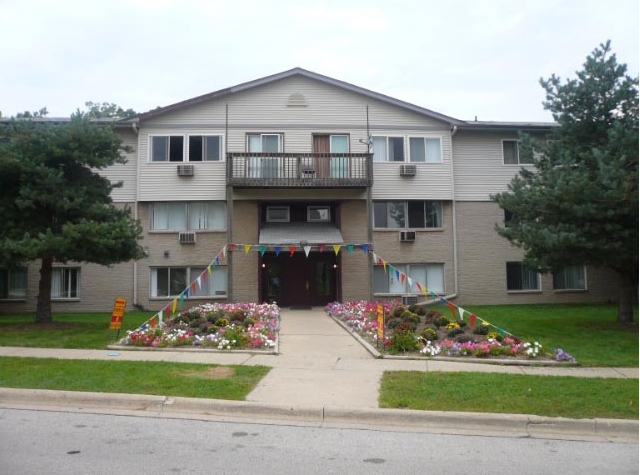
[{"left": 1, "top": 0, "right": 638, "bottom": 122}]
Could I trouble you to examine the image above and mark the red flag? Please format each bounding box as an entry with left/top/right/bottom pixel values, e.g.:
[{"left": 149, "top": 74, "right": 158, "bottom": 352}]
[
  {"left": 150, "top": 316, "right": 158, "bottom": 328},
  {"left": 228, "top": 244, "right": 235, "bottom": 252},
  {"left": 447, "top": 302, "right": 457, "bottom": 320},
  {"left": 289, "top": 246, "right": 297, "bottom": 257},
  {"left": 469, "top": 314, "right": 477, "bottom": 329},
  {"left": 318, "top": 244, "right": 326, "bottom": 253}
]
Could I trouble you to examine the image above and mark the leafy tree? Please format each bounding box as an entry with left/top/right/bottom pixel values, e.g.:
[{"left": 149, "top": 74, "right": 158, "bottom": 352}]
[
  {"left": 493, "top": 41, "right": 638, "bottom": 324},
  {"left": 79, "top": 101, "right": 137, "bottom": 119},
  {"left": 0, "top": 111, "right": 144, "bottom": 323}
]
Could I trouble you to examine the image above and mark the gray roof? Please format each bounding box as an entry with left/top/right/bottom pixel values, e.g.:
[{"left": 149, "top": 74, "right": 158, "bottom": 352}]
[{"left": 259, "top": 223, "right": 344, "bottom": 245}]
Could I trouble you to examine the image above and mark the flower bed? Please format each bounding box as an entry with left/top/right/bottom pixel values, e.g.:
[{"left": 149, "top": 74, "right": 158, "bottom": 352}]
[
  {"left": 118, "top": 302, "right": 280, "bottom": 350},
  {"left": 326, "top": 301, "right": 574, "bottom": 361}
]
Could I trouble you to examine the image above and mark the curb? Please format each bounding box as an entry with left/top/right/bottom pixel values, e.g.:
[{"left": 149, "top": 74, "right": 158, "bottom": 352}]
[{"left": 0, "top": 388, "right": 636, "bottom": 443}]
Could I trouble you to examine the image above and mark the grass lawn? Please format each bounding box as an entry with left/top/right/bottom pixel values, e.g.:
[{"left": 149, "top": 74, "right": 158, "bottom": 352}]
[
  {"left": 0, "top": 357, "right": 270, "bottom": 400},
  {"left": 379, "top": 371, "right": 639, "bottom": 419},
  {"left": 462, "top": 303, "right": 638, "bottom": 367},
  {"left": 0, "top": 311, "right": 150, "bottom": 349}
]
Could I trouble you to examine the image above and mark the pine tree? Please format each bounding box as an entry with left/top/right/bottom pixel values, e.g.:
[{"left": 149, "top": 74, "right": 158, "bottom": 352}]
[
  {"left": 0, "top": 112, "right": 144, "bottom": 323},
  {"left": 493, "top": 41, "right": 638, "bottom": 324}
]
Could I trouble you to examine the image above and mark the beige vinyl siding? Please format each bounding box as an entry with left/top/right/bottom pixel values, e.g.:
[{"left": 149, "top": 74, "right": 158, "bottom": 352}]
[
  {"left": 100, "top": 129, "right": 137, "bottom": 202},
  {"left": 137, "top": 129, "right": 227, "bottom": 201},
  {"left": 452, "top": 131, "right": 535, "bottom": 201}
]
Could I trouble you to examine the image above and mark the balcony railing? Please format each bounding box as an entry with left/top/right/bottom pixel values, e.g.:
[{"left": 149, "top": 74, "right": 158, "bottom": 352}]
[{"left": 227, "top": 152, "right": 373, "bottom": 188}]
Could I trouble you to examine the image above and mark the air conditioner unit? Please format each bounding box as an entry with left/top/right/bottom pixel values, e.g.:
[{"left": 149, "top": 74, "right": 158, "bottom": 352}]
[
  {"left": 402, "top": 295, "right": 418, "bottom": 306},
  {"left": 399, "top": 231, "right": 416, "bottom": 242},
  {"left": 399, "top": 164, "right": 417, "bottom": 176},
  {"left": 178, "top": 231, "right": 196, "bottom": 244},
  {"left": 177, "top": 164, "right": 194, "bottom": 176}
]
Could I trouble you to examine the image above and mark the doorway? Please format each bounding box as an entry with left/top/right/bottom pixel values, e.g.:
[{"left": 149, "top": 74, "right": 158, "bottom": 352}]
[{"left": 261, "top": 251, "right": 339, "bottom": 307}]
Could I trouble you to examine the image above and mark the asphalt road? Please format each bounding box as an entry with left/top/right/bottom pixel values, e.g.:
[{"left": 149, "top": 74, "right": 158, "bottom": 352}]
[{"left": 1, "top": 408, "right": 637, "bottom": 475}]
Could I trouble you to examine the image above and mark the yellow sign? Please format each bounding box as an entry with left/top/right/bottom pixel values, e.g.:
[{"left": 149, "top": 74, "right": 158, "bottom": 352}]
[
  {"left": 110, "top": 298, "right": 127, "bottom": 330},
  {"left": 376, "top": 304, "right": 384, "bottom": 341}
]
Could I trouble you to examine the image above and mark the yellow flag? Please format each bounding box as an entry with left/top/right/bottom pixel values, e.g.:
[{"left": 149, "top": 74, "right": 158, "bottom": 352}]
[
  {"left": 332, "top": 245, "right": 341, "bottom": 255},
  {"left": 171, "top": 299, "right": 177, "bottom": 313},
  {"left": 244, "top": 244, "right": 252, "bottom": 254}
]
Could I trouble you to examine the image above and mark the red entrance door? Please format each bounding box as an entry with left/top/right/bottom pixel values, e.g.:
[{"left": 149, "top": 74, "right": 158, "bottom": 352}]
[{"left": 262, "top": 252, "right": 338, "bottom": 307}]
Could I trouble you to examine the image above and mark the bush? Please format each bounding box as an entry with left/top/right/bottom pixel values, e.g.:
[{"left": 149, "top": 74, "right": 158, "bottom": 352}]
[
  {"left": 434, "top": 315, "right": 451, "bottom": 328},
  {"left": 487, "top": 331, "right": 503, "bottom": 341},
  {"left": 389, "top": 330, "right": 419, "bottom": 353},
  {"left": 473, "top": 324, "right": 490, "bottom": 335},
  {"left": 402, "top": 312, "right": 421, "bottom": 325},
  {"left": 386, "top": 317, "right": 403, "bottom": 329},
  {"left": 421, "top": 327, "right": 438, "bottom": 341},
  {"left": 408, "top": 304, "right": 427, "bottom": 316},
  {"left": 215, "top": 317, "right": 230, "bottom": 327},
  {"left": 447, "top": 327, "right": 465, "bottom": 338},
  {"left": 454, "top": 334, "right": 474, "bottom": 343},
  {"left": 206, "top": 310, "right": 225, "bottom": 323},
  {"left": 395, "top": 321, "right": 417, "bottom": 332},
  {"left": 391, "top": 306, "right": 407, "bottom": 319}
]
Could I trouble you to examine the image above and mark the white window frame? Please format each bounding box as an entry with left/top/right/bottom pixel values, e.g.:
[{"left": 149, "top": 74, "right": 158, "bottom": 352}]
[
  {"left": 187, "top": 135, "right": 223, "bottom": 162},
  {"left": 150, "top": 266, "right": 228, "bottom": 298},
  {"left": 373, "top": 263, "right": 445, "bottom": 295},
  {"left": 266, "top": 206, "right": 290, "bottom": 223},
  {"left": 409, "top": 137, "right": 443, "bottom": 163},
  {"left": 374, "top": 201, "right": 443, "bottom": 229},
  {"left": 0, "top": 267, "right": 27, "bottom": 299},
  {"left": 506, "top": 261, "right": 540, "bottom": 292},
  {"left": 372, "top": 136, "right": 405, "bottom": 162},
  {"left": 150, "top": 135, "right": 185, "bottom": 162},
  {"left": 51, "top": 267, "right": 80, "bottom": 299},
  {"left": 502, "top": 139, "right": 534, "bottom": 165},
  {"left": 150, "top": 202, "right": 226, "bottom": 231},
  {"left": 307, "top": 206, "right": 331, "bottom": 222}
]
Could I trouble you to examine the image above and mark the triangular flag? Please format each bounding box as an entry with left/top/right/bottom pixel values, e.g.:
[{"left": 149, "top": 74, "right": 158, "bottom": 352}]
[
  {"left": 416, "top": 282, "right": 422, "bottom": 293},
  {"left": 407, "top": 276, "right": 413, "bottom": 287},
  {"left": 439, "top": 297, "right": 446, "bottom": 305},
  {"left": 207, "top": 265, "right": 212, "bottom": 275},
  {"left": 220, "top": 248, "right": 226, "bottom": 260},
  {"left": 400, "top": 273, "right": 406, "bottom": 284},
  {"left": 346, "top": 244, "right": 354, "bottom": 253},
  {"left": 289, "top": 246, "right": 297, "bottom": 257},
  {"left": 382, "top": 260, "right": 387, "bottom": 272},
  {"left": 158, "top": 310, "right": 163, "bottom": 324},
  {"left": 274, "top": 246, "right": 281, "bottom": 257},
  {"left": 214, "top": 256, "right": 220, "bottom": 266},
  {"left": 318, "top": 244, "right": 326, "bottom": 253},
  {"left": 228, "top": 243, "right": 235, "bottom": 252},
  {"left": 244, "top": 244, "right": 252, "bottom": 254},
  {"left": 165, "top": 304, "right": 172, "bottom": 317},
  {"left": 191, "top": 281, "right": 197, "bottom": 292},
  {"left": 395, "top": 269, "right": 400, "bottom": 281},
  {"left": 259, "top": 245, "right": 266, "bottom": 256},
  {"left": 421, "top": 285, "right": 428, "bottom": 296},
  {"left": 458, "top": 306, "right": 465, "bottom": 321},
  {"left": 171, "top": 299, "right": 177, "bottom": 313},
  {"left": 360, "top": 244, "right": 369, "bottom": 254},
  {"left": 333, "top": 245, "right": 341, "bottom": 255},
  {"left": 303, "top": 245, "right": 311, "bottom": 257},
  {"left": 447, "top": 302, "right": 456, "bottom": 320},
  {"left": 150, "top": 316, "right": 158, "bottom": 328}
]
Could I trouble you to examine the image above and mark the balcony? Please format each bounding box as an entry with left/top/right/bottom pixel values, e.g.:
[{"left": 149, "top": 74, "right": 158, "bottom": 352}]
[{"left": 227, "top": 152, "right": 373, "bottom": 188}]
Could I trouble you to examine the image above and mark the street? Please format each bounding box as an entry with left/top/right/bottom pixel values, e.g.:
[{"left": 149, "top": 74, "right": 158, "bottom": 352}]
[{"left": 0, "top": 408, "right": 637, "bottom": 474}]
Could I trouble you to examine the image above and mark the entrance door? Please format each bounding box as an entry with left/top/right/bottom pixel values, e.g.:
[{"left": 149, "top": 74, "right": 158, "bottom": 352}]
[{"left": 261, "top": 252, "right": 338, "bottom": 307}]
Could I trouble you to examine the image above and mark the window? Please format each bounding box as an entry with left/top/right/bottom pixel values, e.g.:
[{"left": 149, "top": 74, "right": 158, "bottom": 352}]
[
  {"left": 373, "top": 263, "right": 444, "bottom": 294},
  {"left": 0, "top": 267, "right": 27, "bottom": 299},
  {"left": 504, "top": 209, "right": 515, "bottom": 227},
  {"left": 372, "top": 136, "right": 404, "bottom": 162},
  {"left": 506, "top": 262, "right": 539, "bottom": 291},
  {"left": 150, "top": 202, "right": 225, "bottom": 230},
  {"left": 188, "top": 135, "right": 222, "bottom": 161},
  {"left": 409, "top": 137, "right": 442, "bottom": 163},
  {"left": 247, "top": 133, "right": 283, "bottom": 178},
  {"left": 553, "top": 265, "right": 586, "bottom": 290},
  {"left": 151, "top": 136, "right": 184, "bottom": 162},
  {"left": 502, "top": 140, "right": 533, "bottom": 165},
  {"left": 374, "top": 201, "right": 443, "bottom": 229},
  {"left": 151, "top": 266, "right": 227, "bottom": 298},
  {"left": 51, "top": 268, "right": 79, "bottom": 299},
  {"left": 266, "top": 206, "right": 290, "bottom": 222},
  {"left": 307, "top": 206, "right": 330, "bottom": 222}
]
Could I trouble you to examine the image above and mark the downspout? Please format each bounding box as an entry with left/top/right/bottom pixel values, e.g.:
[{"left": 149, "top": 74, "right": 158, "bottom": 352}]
[
  {"left": 132, "top": 120, "right": 140, "bottom": 308},
  {"left": 225, "top": 103, "right": 233, "bottom": 302},
  {"left": 448, "top": 125, "right": 459, "bottom": 300}
]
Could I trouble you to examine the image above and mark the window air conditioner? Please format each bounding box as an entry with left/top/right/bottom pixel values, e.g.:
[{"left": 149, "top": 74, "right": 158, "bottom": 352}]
[
  {"left": 177, "top": 164, "right": 195, "bottom": 176},
  {"left": 402, "top": 295, "right": 418, "bottom": 306},
  {"left": 178, "top": 231, "right": 196, "bottom": 244},
  {"left": 399, "top": 164, "right": 417, "bottom": 176},
  {"left": 399, "top": 231, "right": 416, "bottom": 242}
]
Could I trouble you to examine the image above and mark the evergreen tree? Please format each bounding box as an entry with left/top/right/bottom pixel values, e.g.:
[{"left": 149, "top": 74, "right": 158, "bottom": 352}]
[
  {"left": 0, "top": 111, "right": 144, "bottom": 323},
  {"left": 493, "top": 41, "right": 638, "bottom": 324}
]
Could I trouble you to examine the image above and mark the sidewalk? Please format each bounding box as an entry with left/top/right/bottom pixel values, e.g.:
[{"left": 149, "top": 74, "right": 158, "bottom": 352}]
[{"left": 0, "top": 308, "right": 637, "bottom": 442}]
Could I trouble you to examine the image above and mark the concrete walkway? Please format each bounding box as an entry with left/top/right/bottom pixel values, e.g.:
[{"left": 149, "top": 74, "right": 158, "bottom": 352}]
[{"left": 0, "top": 308, "right": 637, "bottom": 441}]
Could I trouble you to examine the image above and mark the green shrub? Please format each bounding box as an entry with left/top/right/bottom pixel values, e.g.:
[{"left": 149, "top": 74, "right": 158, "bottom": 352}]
[
  {"left": 421, "top": 327, "right": 438, "bottom": 341},
  {"left": 447, "top": 327, "right": 465, "bottom": 338},
  {"left": 408, "top": 304, "right": 427, "bottom": 316},
  {"left": 402, "top": 313, "right": 421, "bottom": 325},
  {"left": 390, "top": 330, "right": 419, "bottom": 353},
  {"left": 434, "top": 315, "right": 451, "bottom": 328},
  {"left": 206, "top": 310, "right": 225, "bottom": 323},
  {"left": 473, "top": 324, "right": 490, "bottom": 335},
  {"left": 395, "top": 321, "right": 417, "bottom": 332},
  {"left": 215, "top": 317, "right": 230, "bottom": 327},
  {"left": 487, "top": 331, "right": 502, "bottom": 341},
  {"left": 391, "top": 306, "right": 407, "bottom": 319}
]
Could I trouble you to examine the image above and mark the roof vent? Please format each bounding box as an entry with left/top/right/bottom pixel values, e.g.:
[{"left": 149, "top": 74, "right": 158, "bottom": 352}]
[{"left": 286, "top": 92, "right": 307, "bottom": 107}]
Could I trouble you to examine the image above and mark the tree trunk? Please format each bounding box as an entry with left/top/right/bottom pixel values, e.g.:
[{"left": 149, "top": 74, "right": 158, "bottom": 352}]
[
  {"left": 617, "top": 270, "right": 636, "bottom": 325},
  {"left": 35, "top": 257, "right": 53, "bottom": 324}
]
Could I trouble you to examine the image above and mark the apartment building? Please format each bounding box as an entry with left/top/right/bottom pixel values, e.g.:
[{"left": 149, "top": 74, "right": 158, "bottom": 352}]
[{"left": 0, "top": 68, "right": 619, "bottom": 313}]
